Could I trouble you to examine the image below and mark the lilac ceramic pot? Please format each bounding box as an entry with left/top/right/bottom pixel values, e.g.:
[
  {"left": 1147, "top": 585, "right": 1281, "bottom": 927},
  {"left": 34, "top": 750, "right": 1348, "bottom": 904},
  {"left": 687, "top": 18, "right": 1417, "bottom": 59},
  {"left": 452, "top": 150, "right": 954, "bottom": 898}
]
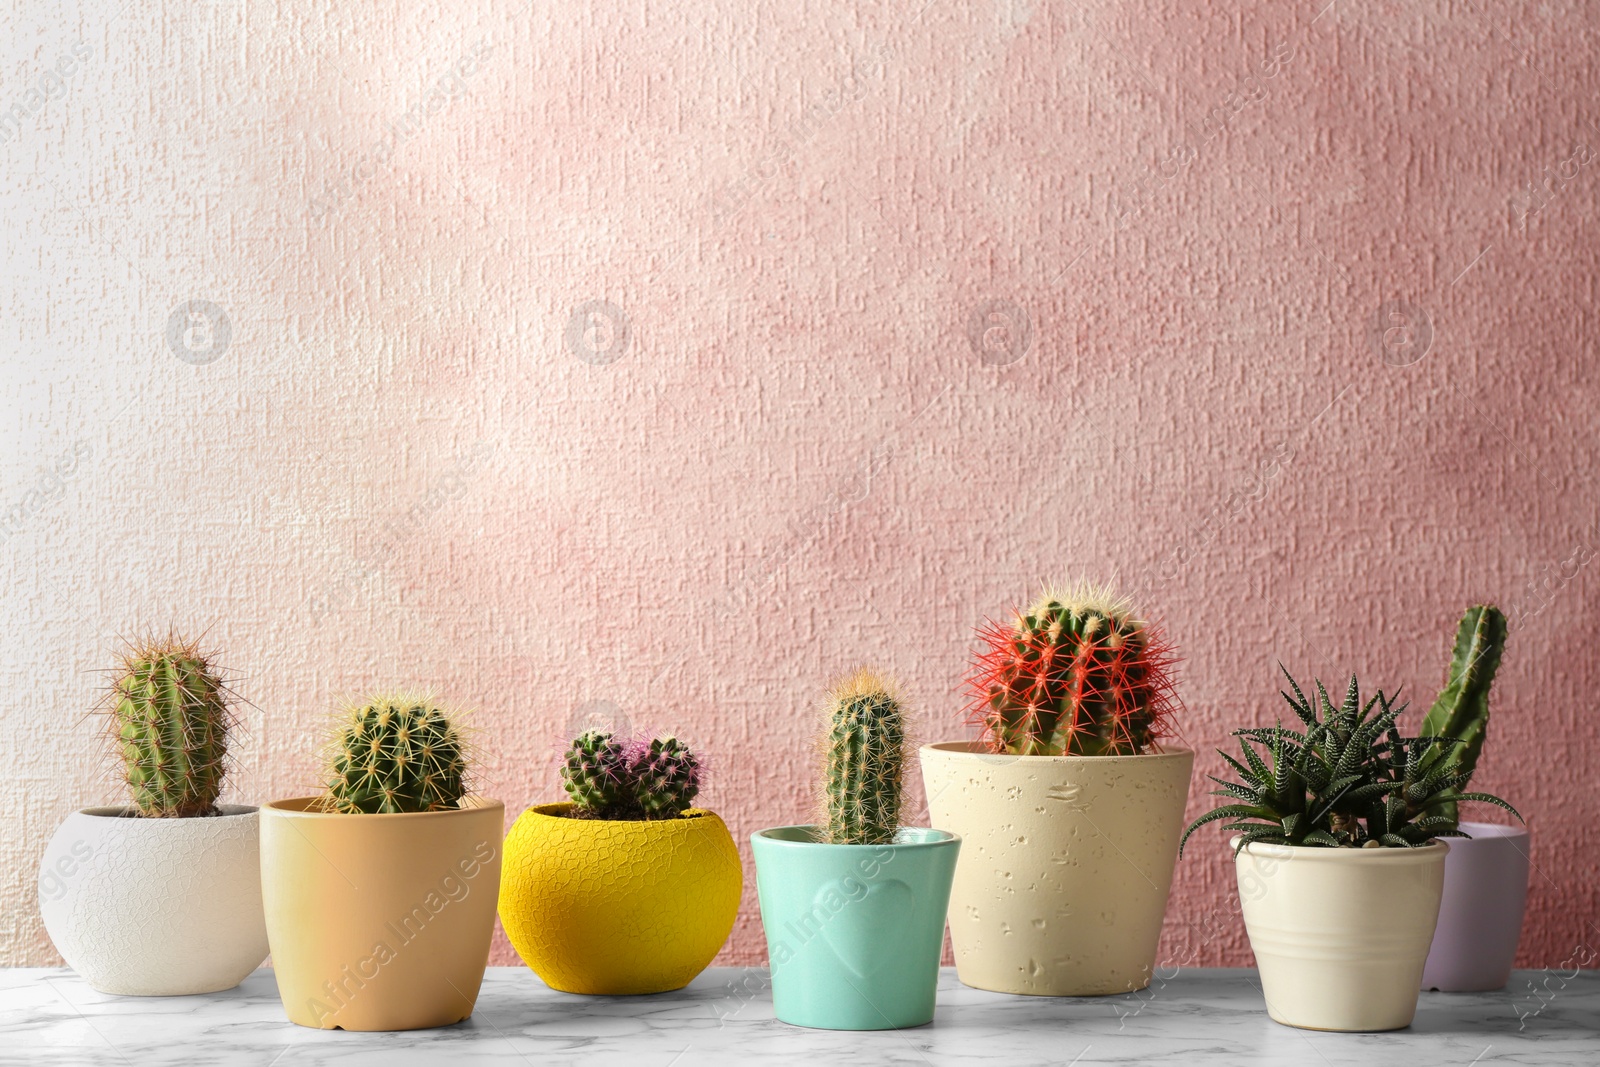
[{"left": 1421, "top": 821, "right": 1529, "bottom": 992}]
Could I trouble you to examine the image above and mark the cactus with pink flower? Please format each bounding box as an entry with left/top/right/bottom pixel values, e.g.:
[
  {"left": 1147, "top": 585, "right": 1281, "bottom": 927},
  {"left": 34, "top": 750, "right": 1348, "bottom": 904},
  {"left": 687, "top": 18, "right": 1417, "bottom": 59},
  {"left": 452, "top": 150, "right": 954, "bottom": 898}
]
[{"left": 561, "top": 730, "right": 702, "bottom": 819}]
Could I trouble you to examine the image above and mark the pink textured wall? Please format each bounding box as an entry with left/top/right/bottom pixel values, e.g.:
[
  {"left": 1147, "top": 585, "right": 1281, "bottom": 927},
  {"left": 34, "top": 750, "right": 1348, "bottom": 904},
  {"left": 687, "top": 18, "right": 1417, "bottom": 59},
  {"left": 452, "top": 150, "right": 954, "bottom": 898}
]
[{"left": 3, "top": 1, "right": 1598, "bottom": 972}]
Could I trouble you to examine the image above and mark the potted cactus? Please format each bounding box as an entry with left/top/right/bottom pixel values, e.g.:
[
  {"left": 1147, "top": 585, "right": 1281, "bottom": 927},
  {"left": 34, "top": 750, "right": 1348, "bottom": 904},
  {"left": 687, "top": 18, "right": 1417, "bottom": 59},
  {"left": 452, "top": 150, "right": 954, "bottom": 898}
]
[
  {"left": 919, "top": 582, "right": 1192, "bottom": 996},
  {"left": 1181, "top": 668, "right": 1520, "bottom": 1031},
  {"left": 752, "top": 670, "right": 960, "bottom": 1030},
  {"left": 260, "top": 694, "right": 503, "bottom": 1031},
  {"left": 37, "top": 634, "right": 269, "bottom": 995},
  {"left": 498, "top": 730, "right": 742, "bottom": 994},
  {"left": 1418, "top": 604, "right": 1529, "bottom": 992}
]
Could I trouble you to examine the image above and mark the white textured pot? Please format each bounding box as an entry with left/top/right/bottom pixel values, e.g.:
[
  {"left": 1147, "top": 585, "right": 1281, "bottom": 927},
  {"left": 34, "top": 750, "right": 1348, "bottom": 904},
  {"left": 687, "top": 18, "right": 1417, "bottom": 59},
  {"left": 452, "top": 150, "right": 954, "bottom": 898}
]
[
  {"left": 38, "top": 804, "right": 269, "bottom": 995},
  {"left": 1235, "top": 839, "right": 1447, "bottom": 1031},
  {"left": 920, "top": 742, "right": 1193, "bottom": 995}
]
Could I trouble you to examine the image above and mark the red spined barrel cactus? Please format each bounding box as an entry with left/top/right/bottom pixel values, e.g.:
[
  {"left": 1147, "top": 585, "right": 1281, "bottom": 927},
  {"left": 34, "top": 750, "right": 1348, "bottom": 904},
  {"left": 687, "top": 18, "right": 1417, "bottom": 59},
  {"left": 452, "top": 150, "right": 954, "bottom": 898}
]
[{"left": 966, "top": 583, "right": 1180, "bottom": 756}]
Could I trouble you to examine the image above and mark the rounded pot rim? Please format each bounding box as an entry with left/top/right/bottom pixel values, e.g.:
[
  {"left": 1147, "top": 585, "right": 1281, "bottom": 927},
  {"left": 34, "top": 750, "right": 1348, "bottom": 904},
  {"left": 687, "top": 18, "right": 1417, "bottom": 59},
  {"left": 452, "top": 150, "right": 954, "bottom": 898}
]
[
  {"left": 751, "top": 823, "right": 958, "bottom": 850},
  {"left": 1454, "top": 820, "right": 1528, "bottom": 840},
  {"left": 262, "top": 794, "right": 504, "bottom": 820},
  {"left": 519, "top": 801, "right": 722, "bottom": 824},
  {"left": 920, "top": 740, "right": 1194, "bottom": 762},
  {"left": 1231, "top": 836, "right": 1449, "bottom": 861},
  {"left": 73, "top": 802, "right": 259, "bottom": 821}
]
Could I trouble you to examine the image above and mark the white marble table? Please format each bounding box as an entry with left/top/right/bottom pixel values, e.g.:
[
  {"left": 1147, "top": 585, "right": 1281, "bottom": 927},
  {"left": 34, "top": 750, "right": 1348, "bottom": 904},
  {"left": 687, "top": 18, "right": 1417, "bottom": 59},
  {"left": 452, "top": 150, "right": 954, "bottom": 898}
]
[{"left": 2, "top": 967, "right": 1594, "bottom": 1065}]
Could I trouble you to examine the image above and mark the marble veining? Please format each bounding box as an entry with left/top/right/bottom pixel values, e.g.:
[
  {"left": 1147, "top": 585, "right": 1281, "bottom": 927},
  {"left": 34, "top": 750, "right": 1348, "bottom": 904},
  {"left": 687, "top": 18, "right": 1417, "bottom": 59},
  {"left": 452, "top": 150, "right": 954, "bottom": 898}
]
[{"left": 1, "top": 967, "right": 1594, "bottom": 1065}]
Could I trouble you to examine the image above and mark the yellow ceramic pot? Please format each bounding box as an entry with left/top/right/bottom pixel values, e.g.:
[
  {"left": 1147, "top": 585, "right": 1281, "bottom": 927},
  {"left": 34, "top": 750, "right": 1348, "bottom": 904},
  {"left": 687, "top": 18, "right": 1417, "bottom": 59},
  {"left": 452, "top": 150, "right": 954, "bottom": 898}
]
[
  {"left": 499, "top": 803, "right": 742, "bottom": 994},
  {"left": 260, "top": 796, "right": 504, "bottom": 1031}
]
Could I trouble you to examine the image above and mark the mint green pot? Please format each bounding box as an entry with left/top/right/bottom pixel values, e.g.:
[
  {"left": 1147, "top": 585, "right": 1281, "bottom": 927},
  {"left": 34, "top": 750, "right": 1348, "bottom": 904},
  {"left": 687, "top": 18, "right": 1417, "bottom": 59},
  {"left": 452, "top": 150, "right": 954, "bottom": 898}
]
[{"left": 751, "top": 825, "right": 960, "bottom": 1030}]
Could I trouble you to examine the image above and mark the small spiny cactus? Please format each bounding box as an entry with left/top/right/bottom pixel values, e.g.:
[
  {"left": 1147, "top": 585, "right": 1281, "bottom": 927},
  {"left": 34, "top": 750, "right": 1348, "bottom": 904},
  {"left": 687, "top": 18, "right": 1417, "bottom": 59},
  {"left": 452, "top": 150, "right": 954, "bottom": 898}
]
[
  {"left": 560, "top": 730, "right": 704, "bottom": 820},
  {"left": 822, "top": 669, "right": 906, "bottom": 846},
  {"left": 109, "top": 633, "right": 235, "bottom": 818},
  {"left": 967, "top": 582, "right": 1180, "bottom": 756},
  {"left": 631, "top": 736, "right": 702, "bottom": 818},
  {"left": 326, "top": 694, "right": 468, "bottom": 814},
  {"left": 561, "top": 729, "right": 631, "bottom": 812}
]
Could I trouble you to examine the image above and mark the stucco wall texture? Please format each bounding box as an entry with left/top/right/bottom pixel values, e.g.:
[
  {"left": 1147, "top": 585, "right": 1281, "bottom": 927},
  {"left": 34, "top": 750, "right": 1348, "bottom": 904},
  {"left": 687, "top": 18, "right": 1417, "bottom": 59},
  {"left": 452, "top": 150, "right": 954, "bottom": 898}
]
[{"left": 3, "top": 0, "right": 1597, "bottom": 972}]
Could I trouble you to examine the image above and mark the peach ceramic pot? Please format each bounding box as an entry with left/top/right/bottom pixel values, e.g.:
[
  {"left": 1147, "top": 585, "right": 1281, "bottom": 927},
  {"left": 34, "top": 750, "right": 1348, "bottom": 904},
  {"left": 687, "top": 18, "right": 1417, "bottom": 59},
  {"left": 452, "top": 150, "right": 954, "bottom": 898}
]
[
  {"left": 1235, "top": 839, "right": 1447, "bottom": 1031},
  {"left": 260, "top": 796, "right": 504, "bottom": 1031},
  {"left": 498, "top": 803, "right": 742, "bottom": 994},
  {"left": 38, "top": 804, "right": 268, "bottom": 995},
  {"left": 921, "top": 742, "right": 1193, "bottom": 996}
]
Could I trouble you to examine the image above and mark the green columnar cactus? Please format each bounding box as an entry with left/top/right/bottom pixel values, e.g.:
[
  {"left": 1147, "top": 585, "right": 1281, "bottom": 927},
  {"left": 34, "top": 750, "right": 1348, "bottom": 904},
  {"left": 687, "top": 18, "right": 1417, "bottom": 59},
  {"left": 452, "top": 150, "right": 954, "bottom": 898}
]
[
  {"left": 632, "top": 736, "right": 701, "bottom": 818},
  {"left": 967, "top": 582, "right": 1180, "bottom": 756},
  {"left": 561, "top": 730, "right": 632, "bottom": 813},
  {"left": 822, "top": 669, "right": 906, "bottom": 846},
  {"left": 326, "top": 695, "right": 468, "bottom": 814},
  {"left": 1419, "top": 605, "right": 1508, "bottom": 827},
  {"left": 110, "top": 635, "right": 235, "bottom": 818}
]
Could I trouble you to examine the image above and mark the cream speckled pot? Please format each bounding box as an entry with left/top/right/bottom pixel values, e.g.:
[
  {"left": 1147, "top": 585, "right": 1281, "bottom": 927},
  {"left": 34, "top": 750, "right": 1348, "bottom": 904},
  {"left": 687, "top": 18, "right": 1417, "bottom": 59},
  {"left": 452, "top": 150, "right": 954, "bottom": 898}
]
[
  {"left": 921, "top": 742, "right": 1193, "bottom": 996},
  {"left": 37, "top": 804, "right": 268, "bottom": 995},
  {"left": 1235, "top": 839, "right": 1447, "bottom": 1031}
]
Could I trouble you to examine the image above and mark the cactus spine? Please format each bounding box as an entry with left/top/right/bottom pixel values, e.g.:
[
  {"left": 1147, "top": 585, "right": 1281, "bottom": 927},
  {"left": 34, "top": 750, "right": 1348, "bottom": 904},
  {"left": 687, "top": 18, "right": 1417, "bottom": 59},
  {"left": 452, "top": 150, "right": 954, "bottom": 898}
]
[
  {"left": 822, "top": 669, "right": 906, "bottom": 846},
  {"left": 1419, "top": 604, "right": 1508, "bottom": 827},
  {"left": 110, "top": 634, "right": 235, "bottom": 818},
  {"left": 326, "top": 694, "right": 468, "bottom": 814},
  {"left": 560, "top": 731, "right": 703, "bottom": 820},
  {"left": 967, "top": 582, "right": 1179, "bottom": 756}
]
